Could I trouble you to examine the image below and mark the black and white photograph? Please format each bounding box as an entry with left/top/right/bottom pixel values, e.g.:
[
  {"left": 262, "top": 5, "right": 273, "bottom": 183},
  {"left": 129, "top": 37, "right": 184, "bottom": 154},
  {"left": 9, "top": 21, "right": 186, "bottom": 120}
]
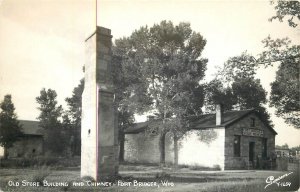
[{"left": 0, "top": 0, "right": 299, "bottom": 191}]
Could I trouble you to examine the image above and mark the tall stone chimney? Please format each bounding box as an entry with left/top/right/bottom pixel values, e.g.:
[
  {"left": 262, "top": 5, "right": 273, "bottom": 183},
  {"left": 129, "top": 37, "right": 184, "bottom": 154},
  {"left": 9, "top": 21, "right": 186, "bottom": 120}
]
[
  {"left": 81, "top": 26, "right": 118, "bottom": 180},
  {"left": 216, "top": 104, "right": 223, "bottom": 126}
]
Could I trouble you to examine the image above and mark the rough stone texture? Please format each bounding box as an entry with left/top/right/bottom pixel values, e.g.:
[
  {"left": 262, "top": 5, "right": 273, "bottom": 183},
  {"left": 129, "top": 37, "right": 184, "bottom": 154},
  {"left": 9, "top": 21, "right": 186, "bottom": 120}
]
[
  {"left": 81, "top": 29, "right": 97, "bottom": 179},
  {"left": 124, "top": 111, "right": 276, "bottom": 170},
  {"left": 7, "top": 136, "right": 43, "bottom": 158},
  {"left": 81, "top": 26, "right": 118, "bottom": 180},
  {"left": 124, "top": 132, "right": 174, "bottom": 164},
  {"left": 224, "top": 113, "right": 276, "bottom": 169},
  {"left": 178, "top": 129, "right": 225, "bottom": 170}
]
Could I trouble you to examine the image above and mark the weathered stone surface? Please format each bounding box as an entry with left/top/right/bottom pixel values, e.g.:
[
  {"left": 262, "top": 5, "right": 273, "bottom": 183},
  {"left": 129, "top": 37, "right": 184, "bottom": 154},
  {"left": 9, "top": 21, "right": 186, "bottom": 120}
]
[
  {"left": 7, "top": 136, "right": 43, "bottom": 158},
  {"left": 224, "top": 113, "right": 276, "bottom": 169},
  {"left": 124, "top": 111, "right": 276, "bottom": 170},
  {"left": 125, "top": 132, "right": 174, "bottom": 164},
  {"left": 81, "top": 26, "right": 118, "bottom": 180}
]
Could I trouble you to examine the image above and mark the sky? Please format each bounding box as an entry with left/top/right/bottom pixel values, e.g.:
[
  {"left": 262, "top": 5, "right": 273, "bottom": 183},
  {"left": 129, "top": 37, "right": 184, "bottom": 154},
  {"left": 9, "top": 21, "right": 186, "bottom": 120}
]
[{"left": 0, "top": 0, "right": 299, "bottom": 147}]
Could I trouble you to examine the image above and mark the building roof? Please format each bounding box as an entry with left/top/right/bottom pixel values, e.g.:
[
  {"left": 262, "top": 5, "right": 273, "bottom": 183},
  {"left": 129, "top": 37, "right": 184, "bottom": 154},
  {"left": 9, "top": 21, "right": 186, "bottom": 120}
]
[
  {"left": 125, "top": 109, "right": 277, "bottom": 135},
  {"left": 125, "top": 120, "right": 161, "bottom": 134},
  {"left": 19, "top": 120, "right": 43, "bottom": 136},
  {"left": 189, "top": 109, "right": 254, "bottom": 129}
]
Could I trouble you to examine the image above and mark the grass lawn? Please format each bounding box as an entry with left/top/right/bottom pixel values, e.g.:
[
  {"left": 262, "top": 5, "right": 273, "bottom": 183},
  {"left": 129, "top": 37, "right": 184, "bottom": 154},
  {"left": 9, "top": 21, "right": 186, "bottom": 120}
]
[{"left": 0, "top": 165, "right": 292, "bottom": 192}]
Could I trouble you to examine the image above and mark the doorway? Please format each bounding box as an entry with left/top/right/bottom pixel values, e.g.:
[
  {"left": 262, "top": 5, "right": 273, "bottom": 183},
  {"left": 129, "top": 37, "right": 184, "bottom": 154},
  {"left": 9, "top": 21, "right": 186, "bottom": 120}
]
[{"left": 249, "top": 142, "right": 255, "bottom": 162}]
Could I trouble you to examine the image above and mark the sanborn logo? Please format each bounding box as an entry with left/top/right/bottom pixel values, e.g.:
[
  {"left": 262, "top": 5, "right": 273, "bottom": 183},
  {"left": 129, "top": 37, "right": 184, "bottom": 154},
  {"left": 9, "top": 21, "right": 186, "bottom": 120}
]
[{"left": 264, "top": 172, "right": 293, "bottom": 189}]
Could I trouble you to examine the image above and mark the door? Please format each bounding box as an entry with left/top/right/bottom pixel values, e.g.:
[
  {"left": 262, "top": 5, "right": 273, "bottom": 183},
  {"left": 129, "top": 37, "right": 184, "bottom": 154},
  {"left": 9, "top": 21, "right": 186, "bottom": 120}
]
[{"left": 249, "top": 142, "right": 255, "bottom": 162}]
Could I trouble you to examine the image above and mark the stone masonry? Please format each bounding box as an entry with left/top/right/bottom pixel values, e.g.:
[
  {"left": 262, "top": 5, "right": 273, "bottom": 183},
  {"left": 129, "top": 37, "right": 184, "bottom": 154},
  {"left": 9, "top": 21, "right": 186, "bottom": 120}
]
[
  {"left": 224, "top": 113, "right": 275, "bottom": 169},
  {"left": 81, "top": 26, "right": 118, "bottom": 180}
]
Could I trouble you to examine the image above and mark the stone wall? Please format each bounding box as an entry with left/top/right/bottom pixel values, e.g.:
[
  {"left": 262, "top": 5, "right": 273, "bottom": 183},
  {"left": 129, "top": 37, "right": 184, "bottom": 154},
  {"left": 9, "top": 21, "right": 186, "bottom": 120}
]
[
  {"left": 7, "top": 136, "right": 43, "bottom": 158},
  {"left": 225, "top": 113, "right": 276, "bottom": 169},
  {"left": 124, "top": 132, "right": 174, "bottom": 164},
  {"left": 178, "top": 128, "right": 225, "bottom": 170}
]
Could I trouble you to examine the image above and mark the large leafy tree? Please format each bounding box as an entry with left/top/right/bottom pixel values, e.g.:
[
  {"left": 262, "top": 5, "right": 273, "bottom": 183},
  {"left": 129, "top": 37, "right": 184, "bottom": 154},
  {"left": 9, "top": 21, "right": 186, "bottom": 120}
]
[
  {"left": 254, "top": 1, "right": 300, "bottom": 128},
  {"left": 114, "top": 21, "right": 207, "bottom": 165},
  {"left": 111, "top": 52, "right": 136, "bottom": 162},
  {"left": 265, "top": 1, "right": 300, "bottom": 128},
  {"left": 215, "top": 52, "right": 272, "bottom": 126},
  {"left": 269, "top": 58, "right": 299, "bottom": 128},
  {"left": 0, "top": 95, "right": 22, "bottom": 159},
  {"left": 65, "top": 79, "right": 84, "bottom": 156},
  {"left": 36, "top": 88, "right": 65, "bottom": 155}
]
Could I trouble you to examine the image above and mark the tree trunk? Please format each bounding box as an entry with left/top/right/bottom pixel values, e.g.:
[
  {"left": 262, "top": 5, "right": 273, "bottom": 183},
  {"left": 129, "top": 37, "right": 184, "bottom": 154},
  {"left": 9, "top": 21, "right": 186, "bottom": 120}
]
[
  {"left": 119, "top": 131, "right": 125, "bottom": 162},
  {"left": 159, "top": 132, "right": 166, "bottom": 167},
  {"left": 3, "top": 147, "right": 8, "bottom": 159},
  {"left": 173, "top": 133, "right": 178, "bottom": 169}
]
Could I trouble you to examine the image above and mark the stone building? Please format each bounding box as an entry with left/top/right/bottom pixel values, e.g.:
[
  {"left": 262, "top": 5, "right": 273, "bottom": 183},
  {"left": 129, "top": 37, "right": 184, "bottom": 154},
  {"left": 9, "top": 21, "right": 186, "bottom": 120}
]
[
  {"left": 0, "top": 120, "right": 43, "bottom": 158},
  {"left": 124, "top": 106, "right": 277, "bottom": 170}
]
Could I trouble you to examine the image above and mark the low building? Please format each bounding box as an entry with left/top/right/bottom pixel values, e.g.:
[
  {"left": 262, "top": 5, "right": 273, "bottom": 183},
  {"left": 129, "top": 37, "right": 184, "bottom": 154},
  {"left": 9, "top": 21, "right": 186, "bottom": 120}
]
[
  {"left": 0, "top": 120, "right": 43, "bottom": 158},
  {"left": 275, "top": 146, "right": 290, "bottom": 157},
  {"left": 124, "top": 106, "right": 277, "bottom": 170}
]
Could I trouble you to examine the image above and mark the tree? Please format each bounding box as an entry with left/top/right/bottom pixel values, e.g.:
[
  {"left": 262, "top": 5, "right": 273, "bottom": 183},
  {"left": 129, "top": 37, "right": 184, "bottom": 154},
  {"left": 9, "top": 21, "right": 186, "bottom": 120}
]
[
  {"left": 258, "top": 1, "right": 300, "bottom": 128},
  {"left": 36, "top": 88, "right": 65, "bottom": 155},
  {"left": 111, "top": 52, "right": 136, "bottom": 162},
  {"left": 209, "top": 1, "right": 300, "bottom": 128},
  {"left": 65, "top": 79, "right": 84, "bottom": 156},
  {"left": 0, "top": 95, "right": 22, "bottom": 159},
  {"left": 269, "top": 0, "right": 300, "bottom": 28},
  {"left": 114, "top": 21, "right": 207, "bottom": 166},
  {"left": 258, "top": 36, "right": 300, "bottom": 128},
  {"left": 216, "top": 53, "right": 272, "bottom": 127},
  {"left": 270, "top": 59, "right": 299, "bottom": 127},
  {"left": 205, "top": 79, "right": 236, "bottom": 112}
]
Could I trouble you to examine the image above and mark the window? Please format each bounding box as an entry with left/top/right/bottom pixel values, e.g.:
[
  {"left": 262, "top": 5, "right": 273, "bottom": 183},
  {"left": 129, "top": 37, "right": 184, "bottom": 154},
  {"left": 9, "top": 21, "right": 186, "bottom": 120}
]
[
  {"left": 234, "top": 135, "right": 241, "bottom": 157},
  {"left": 262, "top": 138, "right": 267, "bottom": 158},
  {"left": 250, "top": 118, "right": 255, "bottom": 127}
]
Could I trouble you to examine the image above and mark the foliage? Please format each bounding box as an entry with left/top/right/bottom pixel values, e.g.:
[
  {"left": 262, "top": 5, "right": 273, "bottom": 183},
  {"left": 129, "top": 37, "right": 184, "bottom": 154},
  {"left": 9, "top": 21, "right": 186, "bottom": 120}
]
[
  {"left": 275, "top": 143, "right": 289, "bottom": 149},
  {"left": 260, "top": 1, "right": 300, "bottom": 128},
  {"left": 112, "top": 47, "right": 136, "bottom": 161},
  {"left": 205, "top": 79, "right": 237, "bottom": 112},
  {"left": 114, "top": 20, "right": 208, "bottom": 164},
  {"left": 64, "top": 79, "right": 84, "bottom": 156},
  {"left": 231, "top": 77, "right": 267, "bottom": 110},
  {"left": 36, "top": 88, "right": 65, "bottom": 155},
  {"left": 258, "top": 36, "right": 300, "bottom": 128},
  {"left": 215, "top": 53, "right": 272, "bottom": 127},
  {"left": 269, "top": 0, "right": 300, "bottom": 28},
  {"left": 259, "top": 36, "right": 300, "bottom": 65},
  {"left": 220, "top": 51, "right": 258, "bottom": 82},
  {"left": 0, "top": 95, "right": 22, "bottom": 159},
  {"left": 221, "top": 3, "right": 300, "bottom": 128},
  {"left": 270, "top": 59, "right": 299, "bottom": 127}
]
